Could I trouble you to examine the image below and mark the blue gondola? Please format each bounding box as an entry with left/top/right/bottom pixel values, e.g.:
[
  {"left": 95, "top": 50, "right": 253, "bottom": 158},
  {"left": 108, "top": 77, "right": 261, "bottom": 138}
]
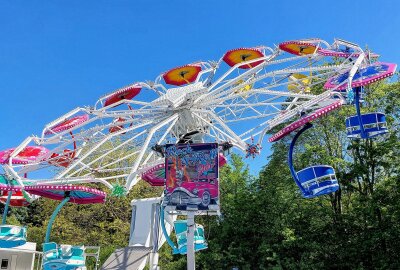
[
  {"left": 160, "top": 207, "right": 208, "bottom": 255},
  {"left": 346, "top": 112, "right": 387, "bottom": 139},
  {"left": 346, "top": 87, "right": 388, "bottom": 139},
  {"left": 288, "top": 123, "right": 339, "bottom": 198},
  {"left": 43, "top": 242, "right": 86, "bottom": 270},
  {"left": 174, "top": 220, "right": 208, "bottom": 255}
]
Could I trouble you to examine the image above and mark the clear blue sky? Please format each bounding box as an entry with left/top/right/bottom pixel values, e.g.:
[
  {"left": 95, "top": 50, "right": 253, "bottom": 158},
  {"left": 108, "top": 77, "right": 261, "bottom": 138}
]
[{"left": 1, "top": 0, "right": 399, "bottom": 174}]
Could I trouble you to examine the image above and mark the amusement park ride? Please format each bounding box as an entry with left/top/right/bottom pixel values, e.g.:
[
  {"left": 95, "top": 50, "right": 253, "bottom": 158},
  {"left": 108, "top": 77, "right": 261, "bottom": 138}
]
[{"left": 0, "top": 38, "right": 396, "bottom": 270}]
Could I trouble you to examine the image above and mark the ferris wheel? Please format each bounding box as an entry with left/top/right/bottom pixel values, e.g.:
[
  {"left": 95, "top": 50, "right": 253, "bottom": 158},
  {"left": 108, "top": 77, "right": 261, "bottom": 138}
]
[{"left": 0, "top": 38, "right": 395, "bottom": 195}]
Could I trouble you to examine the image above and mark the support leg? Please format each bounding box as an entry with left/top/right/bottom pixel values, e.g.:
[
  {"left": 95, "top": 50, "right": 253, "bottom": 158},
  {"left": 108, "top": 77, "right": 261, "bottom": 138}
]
[
  {"left": 354, "top": 87, "right": 366, "bottom": 138},
  {"left": 186, "top": 211, "right": 195, "bottom": 270},
  {"left": 45, "top": 196, "right": 70, "bottom": 243},
  {"left": 150, "top": 204, "right": 160, "bottom": 270},
  {"left": 2, "top": 191, "right": 12, "bottom": 225}
]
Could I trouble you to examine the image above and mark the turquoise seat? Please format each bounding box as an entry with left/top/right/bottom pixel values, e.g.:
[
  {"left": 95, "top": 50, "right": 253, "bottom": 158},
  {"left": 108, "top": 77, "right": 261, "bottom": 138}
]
[
  {"left": 173, "top": 220, "right": 208, "bottom": 255},
  {"left": 71, "top": 246, "right": 84, "bottom": 257},
  {"left": 0, "top": 225, "right": 27, "bottom": 248},
  {"left": 43, "top": 242, "right": 86, "bottom": 270},
  {"left": 66, "top": 246, "right": 86, "bottom": 269},
  {"left": 0, "top": 226, "right": 11, "bottom": 235},
  {"left": 43, "top": 242, "right": 60, "bottom": 261}
]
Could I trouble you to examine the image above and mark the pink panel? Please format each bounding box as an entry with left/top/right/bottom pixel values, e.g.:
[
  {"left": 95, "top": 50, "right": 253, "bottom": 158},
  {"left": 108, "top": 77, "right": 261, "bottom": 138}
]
[
  {"left": 324, "top": 62, "right": 397, "bottom": 91},
  {"left": 0, "top": 184, "right": 22, "bottom": 192},
  {"left": 0, "top": 146, "right": 49, "bottom": 165},
  {"left": 269, "top": 100, "right": 343, "bottom": 142},
  {"left": 45, "top": 115, "right": 89, "bottom": 135},
  {"left": 141, "top": 163, "right": 165, "bottom": 186},
  {"left": 25, "top": 185, "right": 106, "bottom": 204},
  {"left": 318, "top": 49, "right": 379, "bottom": 59}
]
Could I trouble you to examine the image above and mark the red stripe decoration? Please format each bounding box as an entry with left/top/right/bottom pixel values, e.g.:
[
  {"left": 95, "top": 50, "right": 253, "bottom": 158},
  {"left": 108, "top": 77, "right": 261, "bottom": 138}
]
[
  {"left": 0, "top": 146, "right": 49, "bottom": 165},
  {"left": 0, "top": 191, "right": 30, "bottom": 207}
]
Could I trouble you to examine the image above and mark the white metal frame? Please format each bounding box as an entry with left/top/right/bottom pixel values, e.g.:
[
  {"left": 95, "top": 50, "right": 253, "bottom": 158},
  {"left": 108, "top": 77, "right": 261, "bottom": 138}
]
[{"left": 1, "top": 38, "right": 372, "bottom": 193}]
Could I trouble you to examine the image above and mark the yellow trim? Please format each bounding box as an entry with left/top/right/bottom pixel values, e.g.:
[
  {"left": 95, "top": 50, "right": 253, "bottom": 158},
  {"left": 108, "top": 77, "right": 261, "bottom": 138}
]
[{"left": 285, "top": 44, "right": 316, "bottom": 55}]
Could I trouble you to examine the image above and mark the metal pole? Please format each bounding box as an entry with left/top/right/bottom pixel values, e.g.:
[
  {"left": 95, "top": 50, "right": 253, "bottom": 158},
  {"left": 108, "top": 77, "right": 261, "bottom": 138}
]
[
  {"left": 2, "top": 191, "right": 12, "bottom": 225},
  {"left": 186, "top": 211, "right": 195, "bottom": 270},
  {"left": 150, "top": 204, "right": 161, "bottom": 270},
  {"left": 152, "top": 204, "right": 160, "bottom": 252},
  {"left": 129, "top": 205, "right": 137, "bottom": 245},
  {"left": 45, "top": 196, "right": 70, "bottom": 243},
  {"left": 354, "top": 87, "right": 366, "bottom": 138}
]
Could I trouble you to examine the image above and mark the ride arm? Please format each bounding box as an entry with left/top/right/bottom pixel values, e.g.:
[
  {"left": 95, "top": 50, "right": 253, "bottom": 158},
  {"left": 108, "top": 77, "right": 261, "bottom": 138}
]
[
  {"left": 160, "top": 206, "right": 179, "bottom": 254},
  {"left": 354, "top": 87, "right": 366, "bottom": 138},
  {"left": 346, "top": 53, "right": 365, "bottom": 98},
  {"left": 288, "top": 123, "right": 313, "bottom": 195},
  {"left": 45, "top": 196, "right": 70, "bottom": 243},
  {"left": 2, "top": 191, "right": 12, "bottom": 225}
]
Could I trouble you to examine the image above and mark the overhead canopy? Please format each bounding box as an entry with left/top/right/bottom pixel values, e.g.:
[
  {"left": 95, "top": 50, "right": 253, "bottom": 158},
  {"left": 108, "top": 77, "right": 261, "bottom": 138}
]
[
  {"left": 269, "top": 100, "right": 343, "bottom": 142},
  {"left": 222, "top": 48, "right": 265, "bottom": 69},
  {"left": 45, "top": 114, "right": 89, "bottom": 134},
  {"left": 104, "top": 84, "right": 142, "bottom": 107},
  {"left": 25, "top": 185, "right": 106, "bottom": 204},
  {"left": 163, "top": 65, "right": 202, "bottom": 86},
  {"left": 324, "top": 62, "right": 397, "bottom": 91},
  {"left": 279, "top": 40, "right": 318, "bottom": 55},
  {"left": 0, "top": 146, "right": 49, "bottom": 165}
]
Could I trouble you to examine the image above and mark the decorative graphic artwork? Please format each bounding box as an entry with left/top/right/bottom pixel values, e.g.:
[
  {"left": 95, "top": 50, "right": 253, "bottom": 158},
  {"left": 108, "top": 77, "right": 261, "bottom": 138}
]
[{"left": 163, "top": 143, "right": 219, "bottom": 212}]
